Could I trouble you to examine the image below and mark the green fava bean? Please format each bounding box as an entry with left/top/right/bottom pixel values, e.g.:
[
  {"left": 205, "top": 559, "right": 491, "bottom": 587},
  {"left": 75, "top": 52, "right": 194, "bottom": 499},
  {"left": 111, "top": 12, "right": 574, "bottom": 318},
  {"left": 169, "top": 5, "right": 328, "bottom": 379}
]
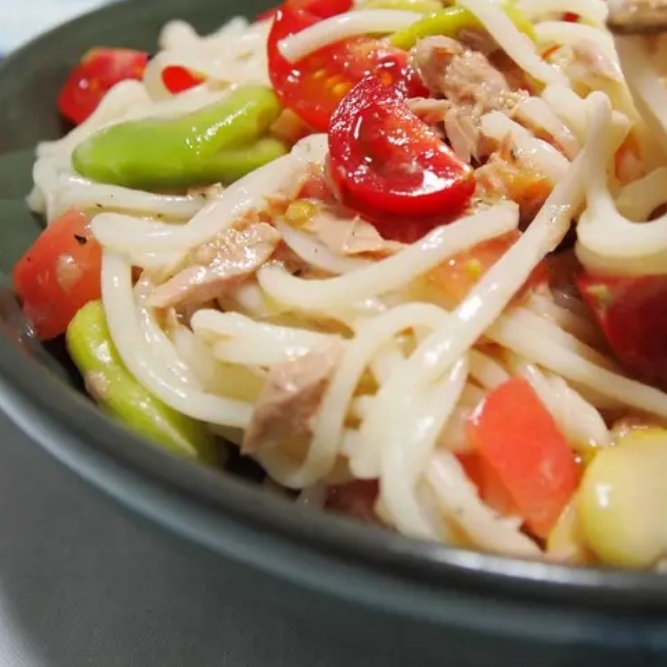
[
  {"left": 198, "top": 137, "right": 290, "bottom": 185},
  {"left": 66, "top": 301, "right": 218, "bottom": 464},
  {"left": 72, "top": 85, "right": 287, "bottom": 190},
  {"left": 389, "top": 5, "right": 535, "bottom": 50}
]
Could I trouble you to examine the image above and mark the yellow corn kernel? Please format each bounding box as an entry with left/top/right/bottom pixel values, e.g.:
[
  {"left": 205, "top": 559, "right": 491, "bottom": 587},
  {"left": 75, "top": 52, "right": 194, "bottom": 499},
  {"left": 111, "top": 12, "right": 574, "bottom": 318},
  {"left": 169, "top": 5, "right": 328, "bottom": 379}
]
[{"left": 285, "top": 199, "right": 318, "bottom": 227}]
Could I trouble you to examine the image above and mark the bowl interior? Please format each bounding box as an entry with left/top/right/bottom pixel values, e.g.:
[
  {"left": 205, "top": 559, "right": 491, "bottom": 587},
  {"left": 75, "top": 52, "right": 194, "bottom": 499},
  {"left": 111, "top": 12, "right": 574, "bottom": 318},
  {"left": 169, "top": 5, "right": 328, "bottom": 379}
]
[
  {"left": 2, "top": 0, "right": 667, "bottom": 614},
  {"left": 0, "top": 0, "right": 270, "bottom": 153}
]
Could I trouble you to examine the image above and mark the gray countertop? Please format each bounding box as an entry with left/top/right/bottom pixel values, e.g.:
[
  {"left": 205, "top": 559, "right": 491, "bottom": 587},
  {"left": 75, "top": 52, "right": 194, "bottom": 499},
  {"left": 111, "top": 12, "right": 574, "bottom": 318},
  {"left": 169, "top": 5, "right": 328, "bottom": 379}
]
[{"left": 0, "top": 411, "right": 393, "bottom": 667}]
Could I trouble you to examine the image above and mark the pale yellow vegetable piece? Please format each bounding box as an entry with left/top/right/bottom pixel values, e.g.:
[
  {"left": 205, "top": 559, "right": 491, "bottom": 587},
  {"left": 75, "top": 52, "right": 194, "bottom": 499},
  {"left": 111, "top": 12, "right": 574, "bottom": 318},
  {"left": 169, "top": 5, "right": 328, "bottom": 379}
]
[
  {"left": 546, "top": 500, "right": 592, "bottom": 565},
  {"left": 578, "top": 428, "right": 667, "bottom": 568}
]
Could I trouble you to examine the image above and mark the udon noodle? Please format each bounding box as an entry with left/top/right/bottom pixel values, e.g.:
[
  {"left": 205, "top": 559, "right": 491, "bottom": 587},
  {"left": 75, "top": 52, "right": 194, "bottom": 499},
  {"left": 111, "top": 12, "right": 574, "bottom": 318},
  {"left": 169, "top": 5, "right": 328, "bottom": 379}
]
[{"left": 22, "top": 0, "right": 667, "bottom": 569}]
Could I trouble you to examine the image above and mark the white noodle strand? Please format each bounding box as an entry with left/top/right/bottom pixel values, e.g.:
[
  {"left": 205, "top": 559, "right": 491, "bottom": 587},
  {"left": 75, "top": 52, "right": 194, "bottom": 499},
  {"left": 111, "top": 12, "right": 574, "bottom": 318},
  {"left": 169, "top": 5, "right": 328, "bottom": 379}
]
[
  {"left": 278, "top": 10, "right": 422, "bottom": 62},
  {"left": 101, "top": 252, "right": 253, "bottom": 428}
]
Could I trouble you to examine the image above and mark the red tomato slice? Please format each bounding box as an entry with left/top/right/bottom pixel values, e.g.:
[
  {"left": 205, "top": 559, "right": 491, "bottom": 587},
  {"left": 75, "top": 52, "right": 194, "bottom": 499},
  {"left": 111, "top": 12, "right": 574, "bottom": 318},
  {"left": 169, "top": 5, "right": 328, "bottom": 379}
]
[
  {"left": 161, "top": 65, "right": 205, "bottom": 94},
  {"left": 327, "top": 77, "right": 475, "bottom": 239},
  {"left": 428, "top": 230, "right": 547, "bottom": 305},
  {"left": 57, "top": 48, "right": 149, "bottom": 125},
  {"left": 263, "top": 0, "right": 353, "bottom": 21},
  {"left": 326, "top": 480, "right": 379, "bottom": 522},
  {"left": 13, "top": 209, "right": 102, "bottom": 340},
  {"left": 467, "top": 377, "right": 580, "bottom": 538},
  {"left": 576, "top": 271, "right": 667, "bottom": 386},
  {"left": 267, "top": 1, "right": 426, "bottom": 132}
]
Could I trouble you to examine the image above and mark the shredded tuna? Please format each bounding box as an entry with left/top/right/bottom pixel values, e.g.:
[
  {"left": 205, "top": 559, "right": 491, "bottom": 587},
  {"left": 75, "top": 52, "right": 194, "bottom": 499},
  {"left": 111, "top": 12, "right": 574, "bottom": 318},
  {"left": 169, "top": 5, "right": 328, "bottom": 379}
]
[
  {"left": 242, "top": 340, "right": 345, "bottom": 454},
  {"left": 410, "top": 36, "right": 526, "bottom": 162},
  {"left": 406, "top": 97, "right": 449, "bottom": 125},
  {"left": 303, "top": 207, "right": 403, "bottom": 257},
  {"left": 458, "top": 28, "right": 498, "bottom": 56},
  {"left": 411, "top": 36, "right": 465, "bottom": 95},
  {"left": 445, "top": 106, "right": 498, "bottom": 164},
  {"left": 148, "top": 222, "right": 280, "bottom": 309},
  {"left": 412, "top": 36, "right": 523, "bottom": 112}
]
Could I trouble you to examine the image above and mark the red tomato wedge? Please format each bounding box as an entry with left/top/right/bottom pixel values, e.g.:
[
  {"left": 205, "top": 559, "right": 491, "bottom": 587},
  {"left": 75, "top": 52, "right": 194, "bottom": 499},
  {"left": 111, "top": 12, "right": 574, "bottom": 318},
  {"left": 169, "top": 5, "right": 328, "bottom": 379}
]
[
  {"left": 326, "top": 480, "right": 379, "bottom": 522},
  {"left": 267, "top": 0, "right": 426, "bottom": 132},
  {"left": 576, "top": 271, "right": 667, "bottom": 386},
  {"left": 57, "top": 48, "right": 150, "bottom": 125},
  {"left": 467, "top": 377, "right": 579, "bottom": 539},
  {"left": 428, "top": 230, "right": 547, "bottom": 305},
  {"left": 13, "top": 209, "right": 102, "bottom": 340},
  {"left": 328, "top": 77, "right": 475, "bottom": 238}
]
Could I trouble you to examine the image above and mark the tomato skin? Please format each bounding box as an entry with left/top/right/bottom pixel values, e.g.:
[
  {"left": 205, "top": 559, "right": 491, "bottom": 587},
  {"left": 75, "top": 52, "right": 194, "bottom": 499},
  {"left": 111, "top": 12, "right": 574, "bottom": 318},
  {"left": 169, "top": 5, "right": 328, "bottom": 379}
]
[
  {"left": 576, "top": 271, "right": 667, "bottom": 386},
  {"left": 467, "top": 377, "right": 579, "bottom": 538},
  {"left": 57, "top": 48, "right": 149, "bottom": 125},
  {"left": 13, "top": 209, "right": 102, "bottom": 340},
  {"left": 288, "top": 0, "right": 354, "bottom": 16},
  {"left": 327, "top": 77, "right": 475, "bottom": 238},
  {"left": 267, "top": 1, "right": 426, "bottom": 132}
]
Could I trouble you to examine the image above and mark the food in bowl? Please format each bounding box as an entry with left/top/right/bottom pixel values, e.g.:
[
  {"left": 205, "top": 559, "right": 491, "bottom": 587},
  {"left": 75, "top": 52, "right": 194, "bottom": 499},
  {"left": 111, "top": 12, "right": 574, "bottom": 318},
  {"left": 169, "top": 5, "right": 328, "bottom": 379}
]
[{"left": 11, "top": 0, "right": 667, "bottom": 571}]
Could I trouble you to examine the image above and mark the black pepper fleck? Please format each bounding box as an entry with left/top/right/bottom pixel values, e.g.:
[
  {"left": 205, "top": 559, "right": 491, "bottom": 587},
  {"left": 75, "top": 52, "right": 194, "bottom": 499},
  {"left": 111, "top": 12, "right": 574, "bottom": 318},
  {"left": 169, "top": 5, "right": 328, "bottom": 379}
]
[{"left": 74, "top": 234, "right": 87, "bottom": 245}]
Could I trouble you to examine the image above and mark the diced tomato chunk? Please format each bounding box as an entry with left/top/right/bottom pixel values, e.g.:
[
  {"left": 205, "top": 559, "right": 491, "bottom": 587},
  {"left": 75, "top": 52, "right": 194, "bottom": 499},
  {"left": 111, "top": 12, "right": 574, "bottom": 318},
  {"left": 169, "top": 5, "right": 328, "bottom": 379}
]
[
  {"left": 467, "top": 377, "right": 579, "bottom": 538},
  {"left": 13, "top": 209, "right": 101, "bottom": 340},
  {"left": 457, "top": 451, "right": 518, "bottom": 516},
  {"left": 427, "top": 230, "right": 546, "bottom": 305}
]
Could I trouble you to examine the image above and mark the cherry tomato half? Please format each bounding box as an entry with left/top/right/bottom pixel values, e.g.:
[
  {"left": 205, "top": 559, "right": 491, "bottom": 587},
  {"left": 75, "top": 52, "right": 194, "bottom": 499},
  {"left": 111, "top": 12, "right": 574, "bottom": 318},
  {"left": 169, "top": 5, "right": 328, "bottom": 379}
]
[
  {"left": 576, "top": 271, "right": 667, "bottom": 387},
  {"left": 267, "top": 0, "right": 426, "bottom": 132},
  {"left": 327, "top": 77, "right": 475, "bottom": 239},
  {"left": 57, "top": 48, "right": 149, "bottom": 125},
  {"left": 13, "top": 209, "right": 102, "bottom": 340}
]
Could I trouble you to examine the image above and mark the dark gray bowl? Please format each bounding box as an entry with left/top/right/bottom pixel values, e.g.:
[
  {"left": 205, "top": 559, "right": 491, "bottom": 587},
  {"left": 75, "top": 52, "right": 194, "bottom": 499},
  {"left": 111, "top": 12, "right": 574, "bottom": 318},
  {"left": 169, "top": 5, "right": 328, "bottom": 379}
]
[{"left": 0, "top": 1, "right": 666, "bottom": 664}]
